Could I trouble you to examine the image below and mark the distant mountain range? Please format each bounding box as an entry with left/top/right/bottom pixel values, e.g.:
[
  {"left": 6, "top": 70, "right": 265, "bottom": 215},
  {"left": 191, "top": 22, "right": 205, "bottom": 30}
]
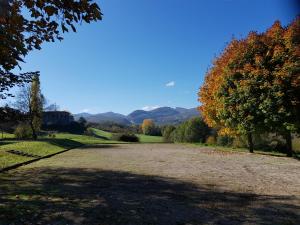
[{"left": 74, "top": 107, "right": 200, "bottom": 125}]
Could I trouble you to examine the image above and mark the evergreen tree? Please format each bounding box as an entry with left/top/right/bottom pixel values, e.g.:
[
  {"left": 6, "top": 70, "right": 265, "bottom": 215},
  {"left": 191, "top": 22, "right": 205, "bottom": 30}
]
[{"left": 29, "top": 75, "right": 42, "bottom": 140}]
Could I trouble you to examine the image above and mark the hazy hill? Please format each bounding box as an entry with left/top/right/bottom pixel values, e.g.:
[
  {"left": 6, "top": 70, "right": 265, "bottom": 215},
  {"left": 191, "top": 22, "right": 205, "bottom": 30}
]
[{"left": 74, "top": 107, "right": 200, "bottom": 125}]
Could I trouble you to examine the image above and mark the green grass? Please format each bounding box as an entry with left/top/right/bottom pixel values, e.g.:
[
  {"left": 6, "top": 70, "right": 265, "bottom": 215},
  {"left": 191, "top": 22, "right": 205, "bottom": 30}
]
[
  {"left": 0, "top": 129, "right": 164, "bottom": 170},
  {"left": 0, "top": 132, "right": 119, "bottom": 169},
  {"left": 90, "top": 128, "right": 163, "bottom": 143},
  {"left": 136, "top": 134, "right": 163, "bottom": 143},
  {"left": 0, "top": 132, "right": 14, "bottom": 139},
  {"left": 53, "top": 132, "right": 118, "bottom": 144},
  {"left": 89, "top": 128, "right": 113, "bottom": 139},
  {"left": 0, "top": 140, "right": 73, "bottom": 169}
]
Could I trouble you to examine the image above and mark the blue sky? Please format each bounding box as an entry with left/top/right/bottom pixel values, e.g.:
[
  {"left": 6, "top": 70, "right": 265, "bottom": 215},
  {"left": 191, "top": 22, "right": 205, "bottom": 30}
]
[{"left": 11, "top": 0, "right": 299, "bottom": 114}]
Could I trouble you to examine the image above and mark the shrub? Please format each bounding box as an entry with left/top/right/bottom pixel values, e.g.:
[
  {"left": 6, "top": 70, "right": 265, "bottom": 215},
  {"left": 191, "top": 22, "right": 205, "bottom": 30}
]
[
  {"left": 206, "top": 136, "right": 216, "bottom": 145},
  {"left": 232, "top": 136, "right": 247, "bottom": 148},
  {"left": 171, "top": 117, "right": 211, "bottom": 143},
  {"left": 184, "top": 117, "right": 210, "bottom": 143},
  {"left": 251, "top": 133, "right": 286, "bottom": 152},
  {"left": 112, "top": 133, "right": 139, "bottom": 142},
  {"left": 14, "top": 124, "right": 33, "bottom": 139},
  {"left": 48, "top": 132, "right": 56, "bottom": 138},
  {"left": 217, "top": 135, "right": 233, "bottom": 146},
  {"left": 268, "top": 139, "right": 287, "bottom": 153},
  {"left": 162, "top": 125, "right": 176, "bottom": 142}
]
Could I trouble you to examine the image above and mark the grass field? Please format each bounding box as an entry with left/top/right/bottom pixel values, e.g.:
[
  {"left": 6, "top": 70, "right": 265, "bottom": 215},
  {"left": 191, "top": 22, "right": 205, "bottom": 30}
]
[
  {"left": 53, "top": 132, "right": 119, "bottom": 144},
  {"left": 91, "top": 128, "right": 163, "bottom": 143},
  {"left": 89, "top": 128, "right": 113, "bottom": 139},
  {"left": 0, "top": 128, "right": 163, "bottom": 170},
  {"left": 0, "top": 132, "right": 14, "bottom": 139},
  {"left": 137, "top": 134, "right": 164, "bottom": 143},
  {"left": 0, "top": 140, "right": 80, "bottom": 169}
]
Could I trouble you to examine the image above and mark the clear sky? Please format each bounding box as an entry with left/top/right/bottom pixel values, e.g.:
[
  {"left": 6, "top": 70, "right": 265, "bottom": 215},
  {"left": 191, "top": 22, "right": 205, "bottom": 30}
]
[{"left": 12, "top": 0, "right": 299, "bottom": 115}]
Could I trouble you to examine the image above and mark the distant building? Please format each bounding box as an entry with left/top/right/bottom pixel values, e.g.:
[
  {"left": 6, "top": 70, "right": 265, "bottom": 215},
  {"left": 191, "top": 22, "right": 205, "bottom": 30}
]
[{"left": 43, "top": 111, "right": 74, "bottom": 126}]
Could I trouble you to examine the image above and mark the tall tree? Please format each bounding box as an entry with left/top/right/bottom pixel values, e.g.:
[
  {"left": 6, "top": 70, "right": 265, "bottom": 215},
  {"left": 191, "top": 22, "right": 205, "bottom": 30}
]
[
  {"left": 15, "top": 74, "right": 43, "bottom": 139},
  {"left": 141, "top": 119, "right": 155, "bottom": 135},
  {"left": 199, "top": 17, "right": 300, "bottom": 156},
  {"left": 0, "top": 0, "right": 102, "bottom": 98},
  {"left": 260, "top": 19, "right": 300, "bottom": 156},
  {"left": 29, "top": 74, "right": 42, "bottom": 139}
]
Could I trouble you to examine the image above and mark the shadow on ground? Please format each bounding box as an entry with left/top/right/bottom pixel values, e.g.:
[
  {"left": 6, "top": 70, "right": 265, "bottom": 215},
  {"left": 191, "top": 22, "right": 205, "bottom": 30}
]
[
  {"left": 92, "top": 133, "right": 109, "bottom": 140},
  {"left": 0, "top": 141, "right": 17, "bottom": 147},
  {"left": 79, "top": 144, "right": 120, "bottom": 149},
  {"left": 41, "top": 138, "right": 84, "bottom": 149},
  {"left": 0, "top": 167, "right": 299, "bottom": 225},
  {"left": 255, "top": 151, "right": 300, "bottom": 160}
]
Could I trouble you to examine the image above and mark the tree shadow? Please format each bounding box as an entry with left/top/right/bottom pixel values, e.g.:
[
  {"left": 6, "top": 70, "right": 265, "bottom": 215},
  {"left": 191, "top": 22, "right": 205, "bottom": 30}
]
[
  {"left": 0, "top": 168, "right": 299, "bottom": 225},
  {"left": 0, "top": 141, "right": 17, "bottom": 147},
  {"left": 39, "top": 138, "right": 84, "bottom": 149},
  {"left": 254, "top": 151, "right": 300, "bottom": 161},
  {"left": 91, "top": 133, "right": 110, "bottom": 140},
  {"left": 79, "top": 144, "right": 121, "bottom": 149}
]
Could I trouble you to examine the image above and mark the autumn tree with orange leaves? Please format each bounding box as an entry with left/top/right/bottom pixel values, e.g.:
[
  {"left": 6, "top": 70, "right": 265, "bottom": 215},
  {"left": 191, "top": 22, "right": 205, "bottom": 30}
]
[
  {"left": 141, "top": 119, "right": 156, "bottom": 135},
  {"left": 198, "top": 17, "right": 300, "bottom": 156}
]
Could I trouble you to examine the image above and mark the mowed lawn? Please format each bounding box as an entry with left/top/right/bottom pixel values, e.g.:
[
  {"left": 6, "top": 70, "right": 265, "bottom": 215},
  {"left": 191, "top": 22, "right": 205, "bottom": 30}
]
[
  {"left": 0, "top": 143, "right": 299, "bottom": 225},
  {"left": 91, "top": 128, "right": 164, "bottom": 143},
  {"left": 0, "top": 129, "right": 163, "bottom": 169}
]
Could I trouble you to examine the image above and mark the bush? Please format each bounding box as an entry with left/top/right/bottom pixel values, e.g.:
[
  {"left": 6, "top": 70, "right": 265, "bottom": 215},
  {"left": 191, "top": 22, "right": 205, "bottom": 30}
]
[
  {"left": 111, "top": 133, "right": 139, "bottom": 142},
  {"left": 172, "top": 122, "right": 187, "bottom": 142},
  {"left": 162, "top": 125, "right": 176, "bottom": 142},
  {"left": 232, "top": 136, "right": 247, "bottom": 148},
  {"left": 217, "top": 135, "right": 233, "bottom": 146},
  {"left": 206, "top": 136, "right": 216, "bottom": 145},
  {"left": 48, "top": 132, "right": 56, "bottom": 138},
  {"left": 184, "top": 117, "right": 210, "bottom": 143},
  {"left": 14, "top": 124, "right": 33, "bottom": 139},
  {"left": 171, "top": 117, "right": 210, "bottom": 143},
  {"left": 269, "top": 140, "right": 287, "bottom": 152}
]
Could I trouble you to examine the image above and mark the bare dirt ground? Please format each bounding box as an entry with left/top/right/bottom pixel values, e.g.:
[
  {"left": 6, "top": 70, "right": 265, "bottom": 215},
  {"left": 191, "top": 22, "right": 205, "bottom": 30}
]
[{"left": 0, "top": 144, "right": 299, "bottom": 225}]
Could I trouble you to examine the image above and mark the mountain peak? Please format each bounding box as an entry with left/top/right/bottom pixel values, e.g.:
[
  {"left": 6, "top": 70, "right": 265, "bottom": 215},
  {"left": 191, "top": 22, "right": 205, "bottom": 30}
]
[{"left": 74, "top": 106, "right": 199, "bottom": 125}]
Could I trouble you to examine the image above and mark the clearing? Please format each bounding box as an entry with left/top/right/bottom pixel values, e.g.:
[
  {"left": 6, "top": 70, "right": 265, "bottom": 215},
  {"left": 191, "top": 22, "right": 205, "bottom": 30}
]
[{"left": 0, "top": 143, "right": 299, "bottom": 224}]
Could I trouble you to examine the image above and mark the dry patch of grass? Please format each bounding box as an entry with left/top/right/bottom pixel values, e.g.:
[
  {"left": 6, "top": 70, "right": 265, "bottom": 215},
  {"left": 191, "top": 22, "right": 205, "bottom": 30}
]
[{"left": 0, "top": 144, "right": 299, "bottom": 224}]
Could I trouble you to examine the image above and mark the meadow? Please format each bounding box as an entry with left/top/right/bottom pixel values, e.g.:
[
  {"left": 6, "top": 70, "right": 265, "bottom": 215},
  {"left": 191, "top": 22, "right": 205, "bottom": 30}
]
[{"left": 0, "top": 129, "right": 163, "bottom": 170}]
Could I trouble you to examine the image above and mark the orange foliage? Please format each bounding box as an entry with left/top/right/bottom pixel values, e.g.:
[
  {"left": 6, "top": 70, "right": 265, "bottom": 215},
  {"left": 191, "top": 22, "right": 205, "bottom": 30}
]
[
  {"left": 141, "top": 119, "right": 155, "bottom": 134},
  {"left": 198, "top": 17, "right": 300, "bottom": 134}
]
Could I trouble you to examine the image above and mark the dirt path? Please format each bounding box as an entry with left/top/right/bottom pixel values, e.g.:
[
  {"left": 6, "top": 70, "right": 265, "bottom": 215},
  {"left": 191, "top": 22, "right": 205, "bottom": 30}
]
[{"left": 0, "top": 144, "right": 299, "bottom": 224}]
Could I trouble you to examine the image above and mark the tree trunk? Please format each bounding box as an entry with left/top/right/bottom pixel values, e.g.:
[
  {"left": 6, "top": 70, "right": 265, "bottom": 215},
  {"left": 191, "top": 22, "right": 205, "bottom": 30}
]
[
  {"left": 247, "top": 133, "right": 254, "bottom": 153},
  {"left": 30, "top": 121, "right": 37, "bottom": 140},
  {"left": 285, "top": 131, "right": 293, "bottom": 157}
]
